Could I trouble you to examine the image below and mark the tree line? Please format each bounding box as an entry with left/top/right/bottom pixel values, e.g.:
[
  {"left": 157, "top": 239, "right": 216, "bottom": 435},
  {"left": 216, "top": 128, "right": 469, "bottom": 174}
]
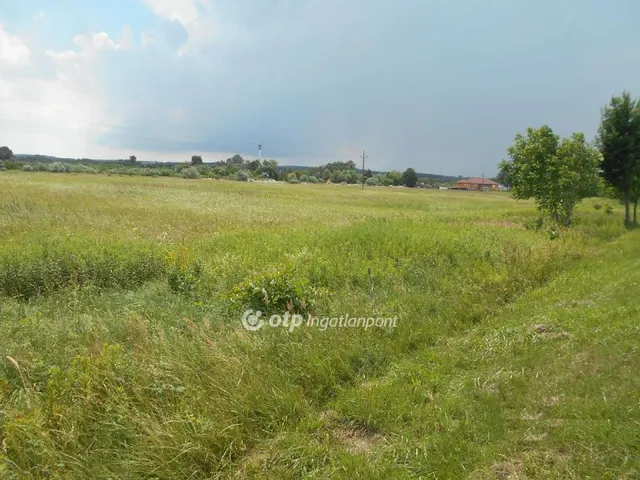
[
  {"left": 499, "top": 91, "right": 640, "bottom": 226},
  {"left": 1, "top": 149, "right": 427, "bottom": 188}
]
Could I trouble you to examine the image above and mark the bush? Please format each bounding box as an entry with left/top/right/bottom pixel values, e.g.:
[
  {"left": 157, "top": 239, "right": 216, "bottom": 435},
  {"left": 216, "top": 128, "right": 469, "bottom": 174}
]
[
  {"left": 286, "top": 173, "right": 299, "bottom": 184},
  {"left": 236, "top": 170, "right": 250, "bottom": 182},
  {"left": 229, "top": 269, "right": 314, "bottom": 316},
  {"left": 299, "top": 174, "right": 309, "bottom": 183},
  {"left": 21, "top": 165, "right": 34, "bottom": 172},
  {"left": 307, "top": 176, "right": 319, "bottom": 184},
  {"left": 70, "top": 164, "right": 98, "bottom": 174},
  {"left": 181, "top": 167, "right": 201, "bottom": 179},
  {"left": 365, "top": 177, "right": 379, "bottom": 186},
  {"left": 48, "top": 162, "right": 72, "bottom": 173}
]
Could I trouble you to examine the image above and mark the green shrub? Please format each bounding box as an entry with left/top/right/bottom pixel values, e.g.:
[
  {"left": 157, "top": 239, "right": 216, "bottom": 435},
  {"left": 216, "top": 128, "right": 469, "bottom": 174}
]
[
  {"left": 181, "top": 167, "right": 201, "bottom": 179},
  {"left": 286, "top": 173, "right": 299, "bottom": 184},
  {"left": 70, "top": 164, "right": 98, "bottom": 174},
  {"left": 299, "top": 174, "right": 309, "bottom": 183},
  {"left": 21, "top": 164, "right": 33, "bottom": 172},
  {"left": 48, "top": 162, "right": 72, "bottom": 173},
  {"left": 307, "top": 175, "right": 319, "bottom": 184},
  {"left": 236, "top": 170, "right": 250, "bottom": 182},
  {"left": 165, "top": 245, "right": 204, "bottom": 297},
  {"left": 229, "top": 269, "right": 314, "bottom": 316}
]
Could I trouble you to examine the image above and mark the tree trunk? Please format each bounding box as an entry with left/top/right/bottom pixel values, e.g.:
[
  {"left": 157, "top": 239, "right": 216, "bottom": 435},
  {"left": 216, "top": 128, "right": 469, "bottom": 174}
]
[
  {"left": 634, "top": 200, "right": 638, "bottom": 225},
  {"left": 624, "top": 189, "right": 631, "bottom": 226}
]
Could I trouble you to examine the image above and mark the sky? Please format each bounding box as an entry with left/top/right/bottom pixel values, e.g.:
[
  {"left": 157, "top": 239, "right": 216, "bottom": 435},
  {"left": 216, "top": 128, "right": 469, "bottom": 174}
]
[{"left": 1, "top": 1, "right": 639, "bottom": 175}]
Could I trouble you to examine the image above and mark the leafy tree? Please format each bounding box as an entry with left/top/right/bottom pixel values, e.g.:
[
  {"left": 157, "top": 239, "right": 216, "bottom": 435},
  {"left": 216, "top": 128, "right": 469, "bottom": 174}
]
[
  {"left": 0, "top": 146, "right": 14, "bottom": 161},
  {"left": 226, "top": 154, "right": 244, "bottom": 166},
  {"left": 501, "top": 126, "right": 600, "bottom": 226},
  {"left": 236, "top": 170, "right": 250, "bottom": 182},
  {"left": 259, "top": 159, "right": 278, "bottom": 179},
  {"left": 597, "top": 91, "right": 640, "bottom": 225},
  {"left": 286, "top": 173, "right": 299, "bottom": 184},
  {"left": 299, "top": 173, "right": 309, "bottom": 183},
  {"left": 495, "top": 164, "right": 511, "bottom": 187},
  {"left": 401, "top": 168, "right": 418, "bottom": 188},
  {"left": 247, "top": 159, "right": 261, "bottom": 171},
  {"left": 129, "top": 155, "right": 137, "bottom": 163},
  {"left": 191, "top": 155, "right": 203, "bottom": 165},
  {"left": 325, "top": 160, "right": 356, "bottom": 172},
  {"left": 387, "top": 170, "right": 402, "bottom": 186}
]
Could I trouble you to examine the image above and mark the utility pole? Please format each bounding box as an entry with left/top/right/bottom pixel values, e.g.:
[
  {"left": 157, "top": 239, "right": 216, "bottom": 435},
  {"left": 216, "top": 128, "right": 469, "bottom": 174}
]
[{"left": 361, "top": 150, "right": 368, "bottom": 189}]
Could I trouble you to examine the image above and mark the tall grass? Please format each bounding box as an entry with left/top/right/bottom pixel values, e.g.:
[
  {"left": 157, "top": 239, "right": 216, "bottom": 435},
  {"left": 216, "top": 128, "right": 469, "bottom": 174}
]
[{"left": 0, "top": 172, "right": 636, "bottom": 478}]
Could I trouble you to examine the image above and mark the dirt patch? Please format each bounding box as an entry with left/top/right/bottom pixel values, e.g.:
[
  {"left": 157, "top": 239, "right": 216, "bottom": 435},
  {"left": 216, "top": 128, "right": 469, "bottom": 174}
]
[
  {"left": 232, "top": 449, "right": 270, "bottom": 479},
  {"left": 332, "top": 426, "right": 385, "bottom": 455},
  {"left": 491, "top": 457, "right": 527, "bottom": 480},
  {"left": 531, "top": 324, "right": 573, "bottom": 340},
  {"left": 320, "top": 411, "right": 386, "bottom": 455}
]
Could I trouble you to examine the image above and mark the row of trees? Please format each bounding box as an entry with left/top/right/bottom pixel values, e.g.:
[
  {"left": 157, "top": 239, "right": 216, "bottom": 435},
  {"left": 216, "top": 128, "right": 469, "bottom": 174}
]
[
  {"left": 2, "top": 149, "right": 425, "bottom": 188},
  {"left": 500, "top": 91, "right": 640, "bottom": 226}
]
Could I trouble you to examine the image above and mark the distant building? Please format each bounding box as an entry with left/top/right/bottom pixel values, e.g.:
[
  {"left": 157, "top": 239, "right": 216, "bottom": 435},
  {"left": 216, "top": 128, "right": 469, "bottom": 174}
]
[{"left": 454, "top": 178, "right": 499, "bottom": 191}]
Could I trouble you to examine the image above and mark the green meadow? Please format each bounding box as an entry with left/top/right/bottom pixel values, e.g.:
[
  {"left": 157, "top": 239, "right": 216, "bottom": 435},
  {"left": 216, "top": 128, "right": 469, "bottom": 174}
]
[{"left": 0, "top": 172, "right": 638, "bottom": 479}]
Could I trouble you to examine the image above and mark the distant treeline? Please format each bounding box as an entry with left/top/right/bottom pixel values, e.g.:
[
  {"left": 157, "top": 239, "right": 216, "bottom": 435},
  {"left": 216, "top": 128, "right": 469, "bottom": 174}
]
[{"left": 2, "top": 153, "right": 460, "bottom": 187}]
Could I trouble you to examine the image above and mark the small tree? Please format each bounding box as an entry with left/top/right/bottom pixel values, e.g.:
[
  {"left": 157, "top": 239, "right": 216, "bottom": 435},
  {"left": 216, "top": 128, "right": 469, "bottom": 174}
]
[
  {"left": 0, "top": 146, "right": 13, "bottom": 161},
  {"left": 597, "top": 91, "right": 640, "bottom": 225},
  {"left": 191, "top": 155, "right": 203, "bottom": 165},
  {"left": 501, "top": 126, "right": 600, "bottom": 226},
  {"left": 181, "top": 167, "right": 201, "bottom": 179},
  {"left": 402, "top": 168, "right": 418, "bottom": 188}
]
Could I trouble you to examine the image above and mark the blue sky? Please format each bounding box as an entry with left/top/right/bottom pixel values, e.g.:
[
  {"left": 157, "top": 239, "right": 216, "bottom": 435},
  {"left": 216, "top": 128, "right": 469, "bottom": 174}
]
[{"left": 1, "top": 0, "right": 639, "bottom": 175}]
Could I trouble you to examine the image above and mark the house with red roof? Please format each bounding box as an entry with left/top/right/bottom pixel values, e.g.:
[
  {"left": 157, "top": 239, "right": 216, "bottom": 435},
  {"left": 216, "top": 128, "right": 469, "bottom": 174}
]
[{"left": 454, "top": 177, "right": 499, "bottom": 191}]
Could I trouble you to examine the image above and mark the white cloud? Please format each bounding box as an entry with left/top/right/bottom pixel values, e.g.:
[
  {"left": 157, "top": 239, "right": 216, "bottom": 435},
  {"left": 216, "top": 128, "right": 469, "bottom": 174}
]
[
  {"left": 34, "top": 11, "right": 47, "bottom": 22},
  {"left": 73, "top": 32, "right": 121, "bottom": 58},
  {"left": 143, "top": 0, "right": 201, "bottom": 25},
  {"left": 45, "top": 50, "right": 79, "bottom": 61},
  {"left": 0, "top": 24, "right": 31, "bottom": 67},
  {"left": 142, "top": 0, "right": 218, "bottom": 53}
]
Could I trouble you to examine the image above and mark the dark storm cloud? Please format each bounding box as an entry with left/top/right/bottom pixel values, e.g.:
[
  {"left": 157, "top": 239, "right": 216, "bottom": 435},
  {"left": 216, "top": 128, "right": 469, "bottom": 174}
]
[{"left": 96, "top": 0, "right": 640, "bottom": 173}]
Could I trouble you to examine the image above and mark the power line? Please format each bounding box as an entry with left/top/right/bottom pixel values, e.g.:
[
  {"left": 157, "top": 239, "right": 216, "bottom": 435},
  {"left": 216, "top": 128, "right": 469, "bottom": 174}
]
[{"left": 361, "top": 149, "right": 368, "bottom": 189}]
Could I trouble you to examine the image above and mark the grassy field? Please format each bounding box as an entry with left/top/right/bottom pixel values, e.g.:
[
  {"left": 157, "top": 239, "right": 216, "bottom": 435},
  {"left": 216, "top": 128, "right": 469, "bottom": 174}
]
[{"left": 0, "top": 172, "right": 638, "bottom": 479}]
